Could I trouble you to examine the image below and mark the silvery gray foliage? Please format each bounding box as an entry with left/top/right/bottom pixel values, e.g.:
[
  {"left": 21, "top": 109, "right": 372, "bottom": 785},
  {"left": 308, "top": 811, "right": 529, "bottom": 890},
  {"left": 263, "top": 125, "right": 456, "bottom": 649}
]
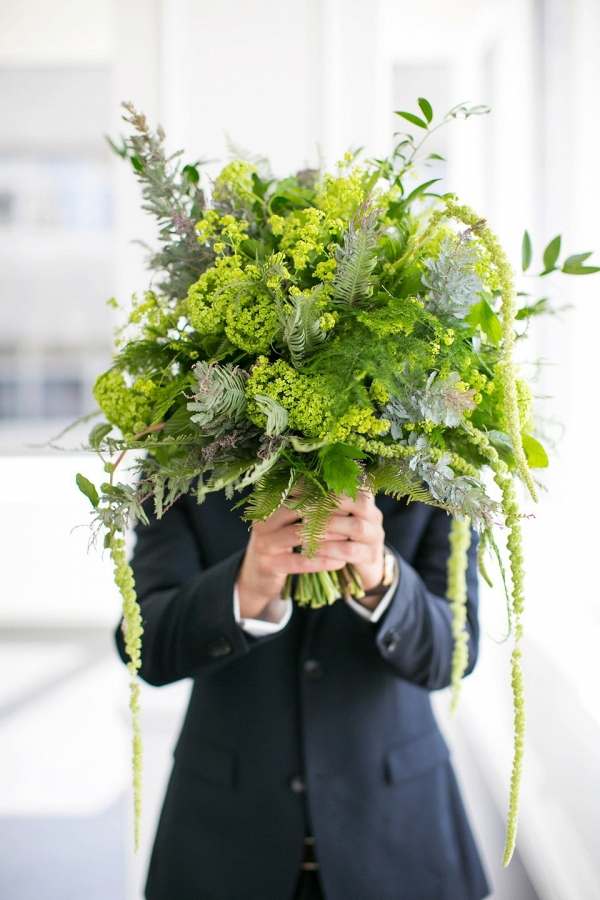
[
  {"left": 422, "top": 234, "right": 484, "bottom": 318},
  {"left": 408, "top": 434, "right": 497, "bottom": 530},
  {"left": 187, "top": 361, "right": 248, "bottom": 433},
  {"left": 384, "top": 371, "right": 477, "bottom": 433},
  {"left": 254, "top": 395, "right": 289, "bottom": 436}
]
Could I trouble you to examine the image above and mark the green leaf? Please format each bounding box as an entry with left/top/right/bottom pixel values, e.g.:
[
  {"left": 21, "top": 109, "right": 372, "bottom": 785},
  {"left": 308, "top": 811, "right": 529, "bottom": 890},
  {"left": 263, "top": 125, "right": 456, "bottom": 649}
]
[
  {"left": 522, "top": 434, "right": 549, "bottom": 468},
  {"left": 417, "top": 97, "right": 433, "bottom": 123},
  {"left": 426, "top": 152, "right": 446, "bottom": 161},
  {"left": 394, "top": 110, "right": 429, "bottom": 130},
  {"left": 103, "top": 532, "right": 112, "bottom": 549},
  {"left": 181, "top": 164, "right": 199, "bottom": 185},
  {"left": 467, "top": 298, "right": 502, "bottom": 345},
  {"left": 563, "top": 252, "right": 592, "bottom": 267},
  {"left": 562, "top": 252, "right": 600, "bottom": 275},
  {"left": 403, "top": 178, "right": 441, "bottom": 206},
  {"left": 542, "top": 235, "right": 561, "bottom": 273},
  {"left": 76, "top": 473, "right": 99, "bottom": 508},
  {"left": 521, "top": 231, "right": 532, "bottom": 272},
  {"left": 515, "top": 297, "right": 550, "bottom": 320},
  {"left": 319, "top": 443, "right": 366, "bottom": 499},
  {"left": 238, "top": 238, "right": 266, "bottom": 261},
  {"left": 131, "top": 155, "right": 144, "bottom": 173},
  {"left": 488, "top": 430, "right": 513, "bottom": 455},
  {"left": 104, "top": 134, "right": 128, "bottom": 159},
  {"left": 163, "top": 404, "right": 196, "bottom": 436},
  {"left": 89, "top": 422, "right": 112, "bottom": 449}
]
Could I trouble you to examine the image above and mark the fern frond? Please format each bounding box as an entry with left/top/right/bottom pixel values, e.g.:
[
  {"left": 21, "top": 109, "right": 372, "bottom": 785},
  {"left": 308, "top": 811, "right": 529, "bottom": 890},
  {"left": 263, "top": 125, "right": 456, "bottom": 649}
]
[
  {"left": 243, "top": 465, "right": 297, "bottom": 521},
  {"left": 280, "top": 288, "right": 326, "bottom": 367},
  {"left": 367, "top": 458, "right": 433, "bottom": 504},
  {"left": 254, "top": 395, "right": 289, "bottom": 435},
  {"left": 288, "top": 478, "right": 339, "bottom": 558},
  {"left": 201, "top": 458, "right": 256, "bottom": 496},
  {"left": 232, "top": 452, "right": 281, "bottom": 493},
  {"left": 333, "top": 202, "right": 380, "bottom": 305},
  {"left": 188, "top": 361, "right": 248, "bottom": 432}
]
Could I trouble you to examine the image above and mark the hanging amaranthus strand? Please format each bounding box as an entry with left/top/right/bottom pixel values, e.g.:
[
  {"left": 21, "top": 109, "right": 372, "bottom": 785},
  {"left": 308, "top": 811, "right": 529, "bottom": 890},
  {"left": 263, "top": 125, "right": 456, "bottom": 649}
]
[
  {"left": 476, "top": 530, "right": 494, "bottom": 589},
  {"left": 464, "top": 422, "right": 526, "bottom": 866},
  {"left": 111, "top": 534, "right": 144, "bottom": 852},
  {"left": 447, "top": 516, "right": 472, "bottom": 714},
  {"left": 441, "top": 201, "right": 538, "bottom": 503}
]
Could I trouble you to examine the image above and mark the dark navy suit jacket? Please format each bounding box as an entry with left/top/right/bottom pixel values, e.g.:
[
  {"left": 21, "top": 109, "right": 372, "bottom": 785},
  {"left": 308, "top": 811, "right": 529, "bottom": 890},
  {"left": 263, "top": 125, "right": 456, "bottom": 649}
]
[{"left": 117, "top": 491, "right": 489, "bottom": 900}]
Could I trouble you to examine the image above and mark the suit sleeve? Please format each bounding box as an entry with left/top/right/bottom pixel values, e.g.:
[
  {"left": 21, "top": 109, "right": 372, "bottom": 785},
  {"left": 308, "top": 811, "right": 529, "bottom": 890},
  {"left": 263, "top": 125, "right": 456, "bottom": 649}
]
[
  {"left": 115, "top": 495, "right": 254, "bottom": 686},
  {"left": 374, "top": 506, "right": 480, "bottom": 691}
]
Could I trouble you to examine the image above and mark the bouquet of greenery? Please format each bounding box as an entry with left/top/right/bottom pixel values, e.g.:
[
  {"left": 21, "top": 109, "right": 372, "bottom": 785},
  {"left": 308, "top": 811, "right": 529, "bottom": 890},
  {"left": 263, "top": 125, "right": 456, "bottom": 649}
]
[{"left": 73, "top": 99, "right": 597, "bottom": 859}]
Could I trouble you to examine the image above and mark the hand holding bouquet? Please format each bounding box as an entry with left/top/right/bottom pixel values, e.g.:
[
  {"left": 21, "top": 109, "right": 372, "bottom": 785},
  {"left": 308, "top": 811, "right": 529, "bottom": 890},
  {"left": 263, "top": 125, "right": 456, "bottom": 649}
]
[{"left": 72, "top": 99, "right": 597, "bottom": 860}]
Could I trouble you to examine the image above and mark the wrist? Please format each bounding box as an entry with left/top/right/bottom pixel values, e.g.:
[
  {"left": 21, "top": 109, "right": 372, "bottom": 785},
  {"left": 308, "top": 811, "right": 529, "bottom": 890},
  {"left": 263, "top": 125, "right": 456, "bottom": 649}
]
[
  {"left": 236, "top": 567, "right": 285, "bottom": 619},
  {"left": 360, "top": 547, "right": 395, "bottom": 595}
]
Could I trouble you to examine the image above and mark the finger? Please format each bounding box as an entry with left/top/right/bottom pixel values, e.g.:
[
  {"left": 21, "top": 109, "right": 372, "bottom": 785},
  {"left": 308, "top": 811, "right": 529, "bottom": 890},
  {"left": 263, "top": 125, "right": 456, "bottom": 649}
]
[
  {"left": 314, "top": 539, "right": 374, "bottom": 565},
  {"left": 323, "top": 514, "right": 380, "bottom": 544},
  {"left": 253, "top": 505, "right": 300, "bottom": 534},
  {"left": 272, "top": 554, "right": 347, "bottom": 576},
  {"left": 255, "top": 522, "right": 304, "bottom": 552},
  {"left": 336, "top": 493, "right": 382, "bottom": 524}
]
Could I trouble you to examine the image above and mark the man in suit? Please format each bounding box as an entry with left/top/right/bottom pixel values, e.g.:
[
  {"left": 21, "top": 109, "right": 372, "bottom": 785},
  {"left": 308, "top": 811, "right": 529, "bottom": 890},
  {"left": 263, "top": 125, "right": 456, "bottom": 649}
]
[{"left": 117, "top": 487, "right": 489, "bottom": 900}]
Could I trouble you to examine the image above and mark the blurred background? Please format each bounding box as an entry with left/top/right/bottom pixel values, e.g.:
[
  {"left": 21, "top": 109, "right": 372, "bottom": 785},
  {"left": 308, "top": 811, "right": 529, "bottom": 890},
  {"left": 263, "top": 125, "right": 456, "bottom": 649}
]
[{"left": 0, "top": 1, "right": 599, "bottom": 898}]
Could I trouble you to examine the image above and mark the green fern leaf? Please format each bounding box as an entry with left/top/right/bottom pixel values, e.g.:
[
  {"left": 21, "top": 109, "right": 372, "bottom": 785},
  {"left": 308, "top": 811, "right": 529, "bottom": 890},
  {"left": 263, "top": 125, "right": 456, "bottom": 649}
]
[
  {"left": 367, "top": 458, "right": 433, "bottom": 504},
  {"left": 254, "top": 395, "right": 289, "bottom": 435},
  {"left": 243, "top": 466, "right": 298, "bottom": 521},
  {"left": 333, "top": 203, "right": 380, "bottom": 305},
  {"left": 289, "top": 478, "right": 339, "bottom": 558},
  {"left": 280, "top": 287, "right": 326, "bottom": 366}
]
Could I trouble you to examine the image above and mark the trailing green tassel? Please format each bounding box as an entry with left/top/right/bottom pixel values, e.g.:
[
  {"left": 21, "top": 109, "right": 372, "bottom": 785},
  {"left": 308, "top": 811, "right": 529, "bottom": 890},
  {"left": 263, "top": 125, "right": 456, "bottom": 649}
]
[
  {"left": 477, "top": 529, "right": 494, "bottom": 589},
  {"left": 464, "top": 423, "right": 526, "bottom": 865},
  {"left": 111, "top": 535, "right": 144, "bottom": 852},
  {"left": 447, "top": 516, "right": 472, "bottom": 714},
  {"left": 433, "top": 200, "right": 538, "bottom": 502}
]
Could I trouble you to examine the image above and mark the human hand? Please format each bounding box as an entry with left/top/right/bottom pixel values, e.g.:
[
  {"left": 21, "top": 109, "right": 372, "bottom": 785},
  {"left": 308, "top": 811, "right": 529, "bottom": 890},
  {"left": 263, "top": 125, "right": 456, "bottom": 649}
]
[
  {"left": 319, "top": 490, "right": 386, "bottom": 607},
  {"left": 236, "top": 504, "right": 348, "bottom": 619}
]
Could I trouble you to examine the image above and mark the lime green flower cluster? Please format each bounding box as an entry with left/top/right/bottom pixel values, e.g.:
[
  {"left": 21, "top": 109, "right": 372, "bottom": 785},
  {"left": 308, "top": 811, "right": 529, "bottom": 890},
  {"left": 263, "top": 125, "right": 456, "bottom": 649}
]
[
  {"left": 329, "top": 404, "right": 390, "bottom": 442},
  {"left": 93, "top": 369, "right": 155, "bottom": 437},
  {"left": 212, "top": 159, "right": 257, "bottom": 206},
  {"left": 246, "top": 356, "right": 334, "bottom": 437},
  {"left": 316, "top": 166, "right": 367, "bottom": 222},
  {"left": 187, "top": 254, "right": 281, "bottom": 355}
]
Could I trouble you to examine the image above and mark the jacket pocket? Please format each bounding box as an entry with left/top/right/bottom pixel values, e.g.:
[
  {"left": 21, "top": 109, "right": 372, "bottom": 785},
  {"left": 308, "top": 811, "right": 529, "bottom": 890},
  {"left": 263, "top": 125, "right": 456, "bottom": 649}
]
[
  {"left": 173, "top": 736, "right": 236, "bottom": 788},
  {"left": 385, "top": 728, "right": 450, "bottom": 785}
]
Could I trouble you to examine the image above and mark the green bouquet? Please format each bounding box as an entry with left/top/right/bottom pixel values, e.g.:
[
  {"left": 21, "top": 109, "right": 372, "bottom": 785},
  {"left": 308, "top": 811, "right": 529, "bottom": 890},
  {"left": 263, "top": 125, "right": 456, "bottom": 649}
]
[{"left": 73, "top": 99, "right": 596, "bottom": 859}]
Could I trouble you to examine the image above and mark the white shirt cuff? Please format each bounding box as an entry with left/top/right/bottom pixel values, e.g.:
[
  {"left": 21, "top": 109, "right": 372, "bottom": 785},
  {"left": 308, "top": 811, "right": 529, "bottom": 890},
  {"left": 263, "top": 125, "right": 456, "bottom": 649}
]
[
  {"left": 233, "top": 586, "right": 293, "bottom": 637},
  {"left": 344, "top": 556, "right": 399, "bottom": 623}
]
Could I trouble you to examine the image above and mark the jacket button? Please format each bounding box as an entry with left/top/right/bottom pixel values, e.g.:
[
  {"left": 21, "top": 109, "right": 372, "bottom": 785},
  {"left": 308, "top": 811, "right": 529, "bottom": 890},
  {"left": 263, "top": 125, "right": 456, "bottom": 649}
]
[
  {"left": 290, "top": 775, "right": 306, "bottom": 793},
  {"left": 383, "top": 629, "right": 400, "bottom": 653},
  {"left": 207, "top": 636, "right": 233, "bottom": 658},
  {"left": 303, "top": 659, "right": 324, "bottom": 679}
]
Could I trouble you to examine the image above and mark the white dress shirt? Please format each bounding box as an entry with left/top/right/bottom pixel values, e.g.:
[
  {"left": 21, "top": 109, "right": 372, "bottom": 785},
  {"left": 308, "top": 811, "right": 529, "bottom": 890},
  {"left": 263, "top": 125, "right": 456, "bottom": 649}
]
[{"left": 234, "top": 557, "right": 399, "bottom": 637}]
